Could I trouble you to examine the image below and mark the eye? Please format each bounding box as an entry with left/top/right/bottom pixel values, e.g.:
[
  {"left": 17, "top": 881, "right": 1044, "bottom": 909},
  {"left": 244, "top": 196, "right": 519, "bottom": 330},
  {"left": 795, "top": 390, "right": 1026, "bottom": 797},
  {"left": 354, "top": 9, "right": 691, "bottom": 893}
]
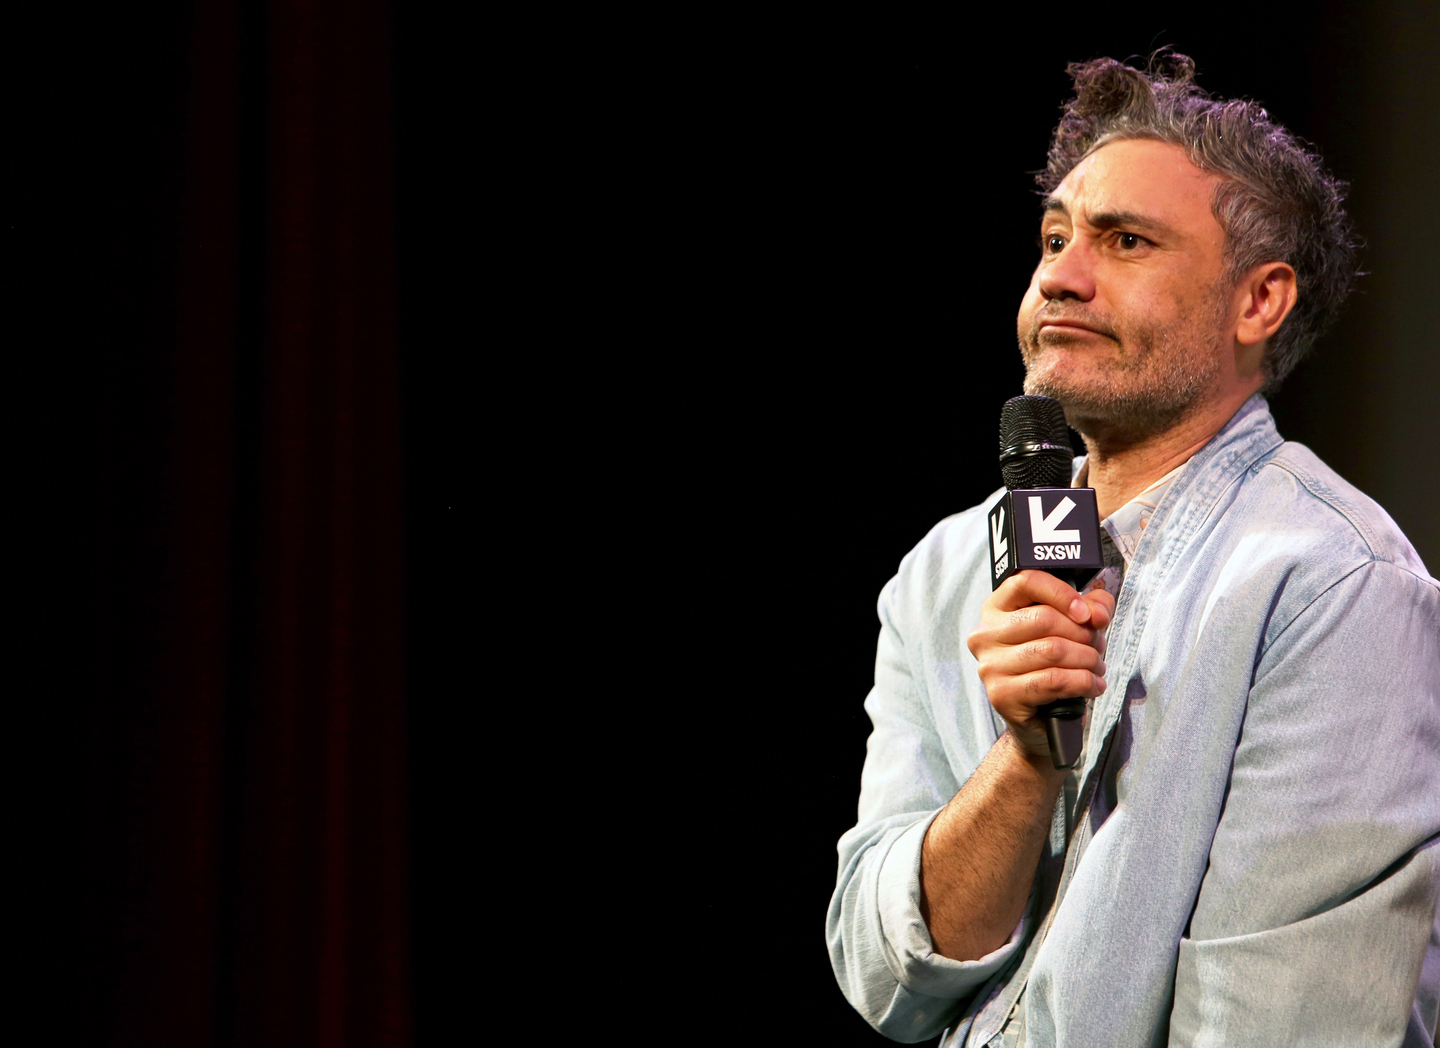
[
  {"left": 1117, "top": 232, "right": 1143, "bottom": 250},
  {"left": 1043, "top": 234, "right": 1066, "bottom": 254}
]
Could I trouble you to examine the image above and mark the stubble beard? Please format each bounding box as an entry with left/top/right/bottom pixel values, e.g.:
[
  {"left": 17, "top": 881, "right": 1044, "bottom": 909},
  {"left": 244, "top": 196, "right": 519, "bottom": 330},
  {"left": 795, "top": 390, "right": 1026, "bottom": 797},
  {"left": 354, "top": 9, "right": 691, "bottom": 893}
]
[{"left": 1018, "top": 294, "right": 1230, "bottom": 447}]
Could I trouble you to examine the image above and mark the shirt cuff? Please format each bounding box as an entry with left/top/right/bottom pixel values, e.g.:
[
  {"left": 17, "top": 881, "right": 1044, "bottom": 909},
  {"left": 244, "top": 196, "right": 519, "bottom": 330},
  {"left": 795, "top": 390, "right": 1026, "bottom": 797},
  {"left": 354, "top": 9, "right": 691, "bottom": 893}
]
[{"left": 876, "top": 811, "right": 1029, "bottom": 999}]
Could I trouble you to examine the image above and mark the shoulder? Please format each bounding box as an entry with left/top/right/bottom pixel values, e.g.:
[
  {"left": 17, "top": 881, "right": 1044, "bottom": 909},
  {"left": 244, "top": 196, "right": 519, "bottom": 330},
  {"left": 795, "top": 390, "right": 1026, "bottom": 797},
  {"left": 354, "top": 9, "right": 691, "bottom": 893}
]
[
  {"left": 883, "top": 493, "right": 999, "bottom": 623},
  {"left": 1244, "top": 437, "right": 1434, "bottom": 575},
  {"left": 1179, "top": 439, "right": 1440, "bottom": 653},
  {"left": 870, "top": 494, "right": 1004, "bottom": 677}
]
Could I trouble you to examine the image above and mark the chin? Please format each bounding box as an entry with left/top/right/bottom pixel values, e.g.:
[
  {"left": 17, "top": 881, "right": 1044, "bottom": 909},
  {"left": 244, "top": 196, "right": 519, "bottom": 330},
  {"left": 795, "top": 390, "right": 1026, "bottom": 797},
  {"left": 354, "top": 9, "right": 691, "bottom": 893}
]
[
  {"left": 1021, "top": 358, "right": 1098, "bottom": 405},
  {"left": 1023, "top": 363, "right": 1196, "bottom": 442}
]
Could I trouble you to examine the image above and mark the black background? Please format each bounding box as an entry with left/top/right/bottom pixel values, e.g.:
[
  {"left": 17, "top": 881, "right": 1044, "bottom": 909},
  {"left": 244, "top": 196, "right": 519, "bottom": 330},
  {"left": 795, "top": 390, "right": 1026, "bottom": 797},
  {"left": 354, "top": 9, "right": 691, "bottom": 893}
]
[{"left": 17, "top": 3, "right": 1440, "bottom": 1044}]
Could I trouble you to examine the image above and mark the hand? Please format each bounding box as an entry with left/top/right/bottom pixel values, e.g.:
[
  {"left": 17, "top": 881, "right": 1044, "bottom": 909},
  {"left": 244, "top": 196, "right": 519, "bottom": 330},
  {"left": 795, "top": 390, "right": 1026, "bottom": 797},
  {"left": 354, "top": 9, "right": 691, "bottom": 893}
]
[{"left": 967, "top": 570, "right": 1115, "bottom": 763}]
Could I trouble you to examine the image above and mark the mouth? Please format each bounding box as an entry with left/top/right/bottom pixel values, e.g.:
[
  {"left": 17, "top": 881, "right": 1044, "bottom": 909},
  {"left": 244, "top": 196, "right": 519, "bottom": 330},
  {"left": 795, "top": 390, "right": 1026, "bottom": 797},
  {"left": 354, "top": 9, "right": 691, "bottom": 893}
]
[{"left": 1037, "top": 319, "right": 1111, "bottom": 338}]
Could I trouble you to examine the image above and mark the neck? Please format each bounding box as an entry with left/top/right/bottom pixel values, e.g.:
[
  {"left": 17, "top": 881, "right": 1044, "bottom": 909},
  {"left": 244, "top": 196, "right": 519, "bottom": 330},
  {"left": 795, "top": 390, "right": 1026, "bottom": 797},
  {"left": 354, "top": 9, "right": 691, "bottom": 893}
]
[{"left": 1078, "top": 390, "right": 1257, "bottom": 519}]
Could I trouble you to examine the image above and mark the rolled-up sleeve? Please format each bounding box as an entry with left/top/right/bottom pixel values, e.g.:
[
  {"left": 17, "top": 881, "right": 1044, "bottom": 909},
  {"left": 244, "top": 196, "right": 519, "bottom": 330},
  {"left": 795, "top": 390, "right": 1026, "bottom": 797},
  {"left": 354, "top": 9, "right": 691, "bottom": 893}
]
[{"left": 827, "top": 565, "right": 1023, "bottom": 1042}]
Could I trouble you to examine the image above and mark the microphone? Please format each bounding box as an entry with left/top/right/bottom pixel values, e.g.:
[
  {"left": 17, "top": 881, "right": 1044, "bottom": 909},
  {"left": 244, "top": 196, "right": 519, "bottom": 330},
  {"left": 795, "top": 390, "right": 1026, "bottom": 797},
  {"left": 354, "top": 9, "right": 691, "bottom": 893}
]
[{"left": 986, "top": 395, "right": 1103, "bottom": 769}]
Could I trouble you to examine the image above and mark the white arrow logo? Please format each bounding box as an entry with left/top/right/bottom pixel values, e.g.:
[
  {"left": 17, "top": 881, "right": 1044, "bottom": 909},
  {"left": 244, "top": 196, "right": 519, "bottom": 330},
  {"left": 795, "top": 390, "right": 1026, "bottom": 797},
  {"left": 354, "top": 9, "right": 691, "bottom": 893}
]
[
  {"left": 991, "top": 506, "right": 1008, "bottom": 563},
  {"left": 1029, "top": 495, "right": 1080, "bottom": 543}
]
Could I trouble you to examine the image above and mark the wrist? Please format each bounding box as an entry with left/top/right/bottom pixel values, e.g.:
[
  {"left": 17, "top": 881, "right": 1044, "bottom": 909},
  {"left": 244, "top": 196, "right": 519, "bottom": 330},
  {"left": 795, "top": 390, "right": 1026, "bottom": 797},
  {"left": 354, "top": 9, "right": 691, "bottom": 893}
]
[{"left": 1002, "top": 728, "right": 1070, "bottom": 785}]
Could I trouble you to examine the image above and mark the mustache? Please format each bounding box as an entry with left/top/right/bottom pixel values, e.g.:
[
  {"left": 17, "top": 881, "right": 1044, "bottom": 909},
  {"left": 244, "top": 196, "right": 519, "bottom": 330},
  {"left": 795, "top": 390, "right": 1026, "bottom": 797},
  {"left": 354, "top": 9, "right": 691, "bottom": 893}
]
[{"left": 1027, "top": 307, "right": 1121, "bottom": 344}]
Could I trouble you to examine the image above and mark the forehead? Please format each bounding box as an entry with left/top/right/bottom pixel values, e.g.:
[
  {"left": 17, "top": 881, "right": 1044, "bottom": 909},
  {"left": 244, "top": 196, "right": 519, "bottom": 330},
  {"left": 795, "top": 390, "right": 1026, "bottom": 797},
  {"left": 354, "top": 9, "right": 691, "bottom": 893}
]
[{"left": 1047, "top": 138, "right": 1222, "bottom": 234}]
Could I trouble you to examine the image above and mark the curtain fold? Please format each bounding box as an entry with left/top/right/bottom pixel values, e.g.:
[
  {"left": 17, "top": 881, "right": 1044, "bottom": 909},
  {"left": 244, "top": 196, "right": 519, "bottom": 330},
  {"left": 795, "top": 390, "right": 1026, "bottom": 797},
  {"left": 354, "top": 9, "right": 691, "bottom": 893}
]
[{"left": 80, "top": 1, "right": 412, "bottom": 1043}]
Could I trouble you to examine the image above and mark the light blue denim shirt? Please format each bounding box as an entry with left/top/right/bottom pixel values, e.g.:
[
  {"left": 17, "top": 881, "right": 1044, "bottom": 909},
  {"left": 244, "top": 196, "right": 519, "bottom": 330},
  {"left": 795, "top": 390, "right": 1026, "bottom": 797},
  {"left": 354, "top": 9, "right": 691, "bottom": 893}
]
[{"left": 826, "top": 396, "right": 1440, "bottom": 1046}]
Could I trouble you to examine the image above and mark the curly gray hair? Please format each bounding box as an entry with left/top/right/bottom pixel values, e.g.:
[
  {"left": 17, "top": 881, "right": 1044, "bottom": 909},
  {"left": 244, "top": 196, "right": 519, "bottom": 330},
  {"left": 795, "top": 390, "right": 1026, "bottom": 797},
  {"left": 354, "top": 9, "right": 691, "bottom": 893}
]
[{"left": 1039, "top": 51, "right": 1360, "bottom": 391}]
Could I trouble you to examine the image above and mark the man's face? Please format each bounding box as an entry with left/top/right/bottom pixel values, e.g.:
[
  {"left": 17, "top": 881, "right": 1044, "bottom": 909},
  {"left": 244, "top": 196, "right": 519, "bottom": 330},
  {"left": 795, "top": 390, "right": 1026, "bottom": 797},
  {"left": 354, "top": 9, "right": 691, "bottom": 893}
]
[{"left": 1016, "top": 138, "right": 1234, "bottom": 442}]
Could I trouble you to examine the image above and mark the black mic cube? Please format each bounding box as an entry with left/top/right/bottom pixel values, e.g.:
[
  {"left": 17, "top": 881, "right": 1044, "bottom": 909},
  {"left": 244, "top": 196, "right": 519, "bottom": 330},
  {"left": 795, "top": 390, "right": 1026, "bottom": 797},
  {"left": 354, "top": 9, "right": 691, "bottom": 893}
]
[{"left": 988, "top": 487, "right": 1104, "bottom": 593}]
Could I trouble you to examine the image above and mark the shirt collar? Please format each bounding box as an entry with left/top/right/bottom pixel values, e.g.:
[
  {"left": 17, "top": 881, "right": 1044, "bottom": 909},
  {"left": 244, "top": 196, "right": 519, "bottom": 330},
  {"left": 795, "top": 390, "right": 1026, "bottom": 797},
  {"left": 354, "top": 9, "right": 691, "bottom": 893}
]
[{"left": 1072, "top": 458, "right": 1187, "bottom": 568}]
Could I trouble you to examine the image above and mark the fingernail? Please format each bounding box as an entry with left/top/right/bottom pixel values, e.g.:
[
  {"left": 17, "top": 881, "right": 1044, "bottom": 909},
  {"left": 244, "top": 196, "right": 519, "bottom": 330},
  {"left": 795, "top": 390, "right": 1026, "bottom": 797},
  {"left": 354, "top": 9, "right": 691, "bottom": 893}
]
[
  {"left": 1069, "top": 598, "right": 1087, "bottom": 620},
  {"left": 1097, "top": 659, "right": 1107, "bottom": 676},
  {"left": 1096, "top": 677, "right": 1107, "bottom": 693},
  {"left": 1096, "top": 634, "right": 1107, "bottom": 655}
]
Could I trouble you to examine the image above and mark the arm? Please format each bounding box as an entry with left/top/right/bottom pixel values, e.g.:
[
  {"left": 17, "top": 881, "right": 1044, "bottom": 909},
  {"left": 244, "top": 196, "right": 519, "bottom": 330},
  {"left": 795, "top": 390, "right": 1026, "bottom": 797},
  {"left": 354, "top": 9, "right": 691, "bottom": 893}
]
[
  {"left": 827, "top": 559, "right": 1110, "bottom": 1041},
  {"left": 918, "top": 733, "right": 1065, "bottom": 961},
  {"left": 923, "top": 572, "right": 1112, "bottom": 961}
]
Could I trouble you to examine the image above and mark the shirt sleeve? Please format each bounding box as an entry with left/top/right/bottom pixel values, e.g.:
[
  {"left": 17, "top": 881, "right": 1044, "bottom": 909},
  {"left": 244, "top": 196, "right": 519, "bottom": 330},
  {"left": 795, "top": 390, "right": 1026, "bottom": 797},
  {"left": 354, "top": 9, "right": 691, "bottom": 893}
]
[
  {"left": 1169, "top": 560, "right": 1440, "bottom": 1046},
  {"left": 826, "top": 570, "right": 1028, "bottom": 1042}
]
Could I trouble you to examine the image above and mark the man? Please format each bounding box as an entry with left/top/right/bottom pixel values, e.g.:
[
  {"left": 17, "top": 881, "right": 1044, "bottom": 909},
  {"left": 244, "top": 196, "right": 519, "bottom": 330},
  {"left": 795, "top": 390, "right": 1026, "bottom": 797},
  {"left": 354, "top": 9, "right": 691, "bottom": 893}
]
[{"left": 827, "top": 53, "right": 1440, "bottom": 1046}]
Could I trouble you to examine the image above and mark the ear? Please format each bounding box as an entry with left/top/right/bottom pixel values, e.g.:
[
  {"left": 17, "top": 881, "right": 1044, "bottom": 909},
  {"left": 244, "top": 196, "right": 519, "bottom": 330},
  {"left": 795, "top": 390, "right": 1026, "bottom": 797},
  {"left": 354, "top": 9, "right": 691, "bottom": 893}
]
[{"left": 1233, "top": 261, "right": 1297, "bottom": 376}]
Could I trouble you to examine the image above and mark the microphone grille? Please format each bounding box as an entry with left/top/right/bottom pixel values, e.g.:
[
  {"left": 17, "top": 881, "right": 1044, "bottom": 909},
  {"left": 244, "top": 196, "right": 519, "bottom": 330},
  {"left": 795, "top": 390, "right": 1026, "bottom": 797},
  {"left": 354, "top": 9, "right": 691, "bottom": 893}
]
[{"left": 998, "top": 395, "right": 1073, "bottom": 490}]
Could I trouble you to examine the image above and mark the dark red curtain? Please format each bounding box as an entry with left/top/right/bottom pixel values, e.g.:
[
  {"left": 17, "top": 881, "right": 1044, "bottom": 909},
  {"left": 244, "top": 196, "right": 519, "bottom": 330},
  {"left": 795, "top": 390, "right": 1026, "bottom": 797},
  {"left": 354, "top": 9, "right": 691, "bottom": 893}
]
[{"left": 22, "top": 1, "right": 413, "bottom": 1044}]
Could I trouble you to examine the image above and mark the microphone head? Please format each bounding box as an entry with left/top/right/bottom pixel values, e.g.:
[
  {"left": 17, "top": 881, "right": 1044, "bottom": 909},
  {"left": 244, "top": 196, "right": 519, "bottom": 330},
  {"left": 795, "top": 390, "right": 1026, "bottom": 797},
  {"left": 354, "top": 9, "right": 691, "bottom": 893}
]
[{"left": 998, "top": 395, "right": 1074, "bottom": 490}]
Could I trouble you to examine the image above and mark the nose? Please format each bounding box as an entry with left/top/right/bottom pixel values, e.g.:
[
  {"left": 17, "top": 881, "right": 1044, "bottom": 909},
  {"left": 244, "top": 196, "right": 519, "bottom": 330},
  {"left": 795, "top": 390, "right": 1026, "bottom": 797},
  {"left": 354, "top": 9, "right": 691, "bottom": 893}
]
[{"left": 1037, "top": 240, "right": 1096, "bottom": 302}]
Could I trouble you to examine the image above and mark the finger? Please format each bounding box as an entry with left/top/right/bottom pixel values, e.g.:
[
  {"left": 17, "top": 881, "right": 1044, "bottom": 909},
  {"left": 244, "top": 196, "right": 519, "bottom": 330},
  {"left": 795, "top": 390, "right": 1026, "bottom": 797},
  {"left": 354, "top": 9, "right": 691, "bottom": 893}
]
[
  {"left": 998, "top": 666, "right": 1108, "bottom": 711},
  {"left": 1076, "top": 593, "right": 1113, "bottom": 632},
  {"left": 1081, "top": 586, "right": 1116, "bottom": 628},
  {"left": 977, "top": 602, "right": 1102, "bottom": 648},
  {"left": 992, "top": 570, "right": 1092, "bottom": 623},
  {"left": 983, "top": 635, "right": 1107, "bottom": 679}
]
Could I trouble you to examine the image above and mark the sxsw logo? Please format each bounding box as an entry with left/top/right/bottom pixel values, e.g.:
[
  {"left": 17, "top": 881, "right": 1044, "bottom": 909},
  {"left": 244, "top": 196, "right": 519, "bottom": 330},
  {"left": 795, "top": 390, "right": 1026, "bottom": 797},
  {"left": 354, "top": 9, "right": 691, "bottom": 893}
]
[
  {"left": 1027, "top": 495, "right": 1080, "bottom": 561},
  {"left": 990, "top": 504, "right": 1009, "bottom": 579}
]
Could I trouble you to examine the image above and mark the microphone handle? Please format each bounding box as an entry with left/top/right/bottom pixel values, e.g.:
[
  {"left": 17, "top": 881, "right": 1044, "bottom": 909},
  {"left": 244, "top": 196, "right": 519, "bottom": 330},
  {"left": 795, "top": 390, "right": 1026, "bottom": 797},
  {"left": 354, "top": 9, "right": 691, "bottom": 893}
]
[{"left": 1038, "top": 698, "right": 1086, "bottom": 769}]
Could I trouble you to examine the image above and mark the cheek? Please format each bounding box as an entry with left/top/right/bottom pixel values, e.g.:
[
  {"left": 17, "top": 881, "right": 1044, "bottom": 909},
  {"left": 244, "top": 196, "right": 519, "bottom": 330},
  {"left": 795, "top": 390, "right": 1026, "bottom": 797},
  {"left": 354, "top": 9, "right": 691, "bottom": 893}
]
[
  {"left": 1111, "top": 280, "right": 1179, "bottom": 330},
  {"left": 1018, "top": 280, "right": 1043, "bottom": 322},
  {"left": 1016, "top": 298, "right": 1035, "bottom": 342}
]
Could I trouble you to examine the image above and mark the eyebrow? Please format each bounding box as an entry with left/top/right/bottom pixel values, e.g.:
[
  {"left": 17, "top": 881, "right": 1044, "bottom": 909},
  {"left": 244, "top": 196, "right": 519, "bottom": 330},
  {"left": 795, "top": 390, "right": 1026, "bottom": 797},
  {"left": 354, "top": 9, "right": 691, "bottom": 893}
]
[{"left": 1041, "top": 197, "right": 1179, "bottom": 238}]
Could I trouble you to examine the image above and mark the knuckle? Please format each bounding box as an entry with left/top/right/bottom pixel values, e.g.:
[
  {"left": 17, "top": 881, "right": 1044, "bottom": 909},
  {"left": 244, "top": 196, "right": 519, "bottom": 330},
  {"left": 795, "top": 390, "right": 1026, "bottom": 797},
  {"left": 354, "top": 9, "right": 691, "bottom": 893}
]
[
  {"left": 1020, "top": 606, "right": 1055, "bottom": 633},
  {"left": 1025, "top": 638, "right": 1053, "bottom": 665},
  {"left": 1045, "top": 667, "right": 1067, "bottom": 694},
  {"left": 1025, "top": 670, "right": 1056, "bottom": 700}
]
